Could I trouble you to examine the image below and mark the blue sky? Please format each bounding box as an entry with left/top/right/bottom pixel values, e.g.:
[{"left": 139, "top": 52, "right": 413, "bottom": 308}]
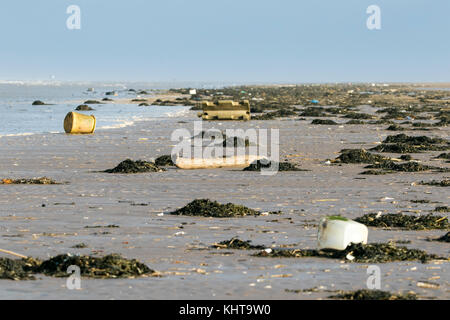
[{"left": 0, "top": 0, "right": 448, "bottom": 83}]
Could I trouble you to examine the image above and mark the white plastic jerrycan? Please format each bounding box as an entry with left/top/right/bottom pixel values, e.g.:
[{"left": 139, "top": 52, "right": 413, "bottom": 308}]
[{"left": 317, "top": 216, "right": 368, "bottom": 250}]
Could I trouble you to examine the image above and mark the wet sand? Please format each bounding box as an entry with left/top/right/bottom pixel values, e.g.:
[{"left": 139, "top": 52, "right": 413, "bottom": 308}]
[{"left": 0, "top": 110, "right": 448, "bottom": 299}]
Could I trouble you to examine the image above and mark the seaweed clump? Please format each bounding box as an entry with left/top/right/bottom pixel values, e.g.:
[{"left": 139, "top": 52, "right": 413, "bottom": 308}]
[
  {"left": 243, "top": 159, "right": 305, "bottom": 171},
  {"left": 1, "top": 177, "right": 60, "bottom": 184},
  {"left": 419, "top": 179, "right": 450, "bottom": 187},
  {"left": 370, "top": 134, "right": 449, "bottom": 153},
  {"left": 169, "top": 199, "right": 279, "bottom": 218},
  {"left": 311, "top": 119, "right": 338, "bottom": 125},
  {"left": 254, "top": 242, "right": 444, "bottom": 263},
  {"left": 428, "top": 232, "right": 450, "bottom": 243},
  {"left": 212, "top": 237, "right": 265, "bottom": 250},
  {"left": 0, "top": 257, "right": 40, "bottom": 280},
  {"left": 154, "top": 155, "right": 174, "bottom": 166},
  {"left": 35, "top": 254, "right": 154, "bottom": 278},
  {"left": 104, "top": 159, "right": 164, "bottom": 173},
  {"left": 329, "top": 289, "right": 417, "bottom": 300},
  {"left": 435, "top": 153, "right": 450, "bottom": 160},
  {"left": 355, "top": 213, "right": 449, "bottom": 230},
  {"left": 363, "top": 160, "right": 444, "bottom": 174},
  {"left": 335, "top": 149, "right": 387, "bottom": 164},
  {"left": 252, "top": 109, "right": 297, "bottom": 120}
]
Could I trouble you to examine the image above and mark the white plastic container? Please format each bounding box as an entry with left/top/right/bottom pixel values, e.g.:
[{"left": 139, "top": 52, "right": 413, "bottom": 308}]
[{"left": 317, "top": 216, "right": 368, "bottom": 250}]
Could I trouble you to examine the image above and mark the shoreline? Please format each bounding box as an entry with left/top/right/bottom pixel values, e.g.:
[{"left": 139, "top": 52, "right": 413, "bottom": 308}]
[{"left": 0, "top": 110, "right": 448, "bottom": 299}]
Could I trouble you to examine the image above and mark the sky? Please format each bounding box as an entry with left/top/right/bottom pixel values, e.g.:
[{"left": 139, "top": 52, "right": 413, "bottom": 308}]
[{"left": 0, "top": 0, "right": 449, "bottom": 83}]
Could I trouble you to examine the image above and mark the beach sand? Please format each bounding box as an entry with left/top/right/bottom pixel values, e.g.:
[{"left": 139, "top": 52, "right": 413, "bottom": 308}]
[{"left": 0, "top": 110, "right": 448, "bottom": 299}]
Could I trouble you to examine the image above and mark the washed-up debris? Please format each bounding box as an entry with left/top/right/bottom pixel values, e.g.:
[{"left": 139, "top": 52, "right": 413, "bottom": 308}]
[
  {"left": 400, "top": 154, "right": 412, "bottom": 161},
  {"left": 410, "top": 199, "right": 430, "bottom": 203},
  {"left": 384, "top": 134, "right": 447, "bottom": 145},
  {"left": 370, "top": 143, "right": 422, "bottom": 153},
  {"left": 342, "top": 112, "right": 374, "bottom": 120},
  {"left": 419, "top": 179, "right": 450, "bottom": 187},
  {"left": 346, "top": 119, "right": 365, "bottom": 124},
  {"left": 334, "top": 149, "right": 387, "bottom": 164},
  {"left": 75, "top": 104, "right": 94, "bottom": 111},
  {"left": 169, "top": 199, "right": 280, "bottom": 218},
  {"left": 354, "top": 213, "right": 449, "bottom": 230},
  {"left": 253, "top": 242, "right": 444, "bottom": 263},
  {"left": 360, "top": 169, "right": 392, "bottom": 175},
  {"left": 83, "top": 100, "right": 103, "bottom": 104},
  {"left": 435, "top": 153, "right": 450, "bottom": 159},
  {"left": 104, "top": 159, "right": 165, "bottom": 173},
  {"left": 212, "top": 237, "right": 265, "bottom": 250},
  {"left": 252, "top": 109, "right": 298, "bottom": 120},
  {"left": 428, "top": 232, "right": 450, "bottom": 243},
  {"left": 1, "top": 177, "right": 60, "bottom": 185},
  {"left": 317, "top": 216, "right": 368, "bottom": 250},
  {"left": 71, "top": 243, "right": 88, "bottom": 248},
  {"left": 363, "top": 160, "right": 445, "bottom": 173},
  {"left": 223, "top": 136, "right": 250, "bottom": 147},
  {"left": 387, "top": 124, "right": 406, "bottom": 131},
  {"left": 0, "top": 257, "right": 40, "bottom": 280},
  {"left": 371, "top": 134, "right": 449, "bottom": 153},
  {"left": 138, "top": 103, "right": 150, "bottom": 106},
  {"left": 298, "top": 107, "right": 327, "bottom": 117},
  {"left": 84, "top": 224, "right": 119, "bottom": 229},
  {"left": 154, "top": 155, "right": 174, "bottom": 166},
  {"left": 243, "top": 159, "right": 306, "bottom": 171},
  {"left": 32, "top": 100, "right": 48, "bottom": 105},
  {"left": 35, "top": 254, "right": 153, "bottom": 278},
  {"left": 311, "top": 119, "right": 338, "bottom": 125},
  {"left": 329, "top": 289, "right": 417, "bottom": 300},
  {"left": 434, "top": 206, "right": 449, "bottom": 213}
]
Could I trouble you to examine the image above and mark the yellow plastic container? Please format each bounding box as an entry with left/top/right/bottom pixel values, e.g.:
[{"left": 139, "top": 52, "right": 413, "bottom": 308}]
[{"left": 64, "top": 111, "right": 96, "bottom": 134}]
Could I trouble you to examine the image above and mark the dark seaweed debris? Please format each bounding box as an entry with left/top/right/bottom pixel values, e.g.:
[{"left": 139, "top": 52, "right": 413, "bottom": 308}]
[
  {"left": 71, "top": 243, "right": 88, "bottom": 248},
  {"left": 104, "top": 159, "right": 165, "bottom": 173},
  {"left": 253, "top": 242, "right": 444, "bottom": 263},
  {"left": 154, "top": 155, "right": 174, "bottom": 166},
  {"left": 35, "top": 254, "right": 154, "bottom": 278},
  {"left": 434, "top": 206, "right": 449, "bottom": 213},
  {"left": 335, "top": 149, "right": 387, "bottom": 164},
  {"left": 75, "top": 104, "right": 94, "bottom": 111},
  {"left": 342, "top": 112, "right": 374, "bottom": 120},
  {"left": 354, "top": 213, "right": 449, "bottom": 230},
  {"left": 329, "top": 289, "right": 417, "bottom": 300},
  {"left": 169, "top": 199, "right": 279, "bottom": 218},
  {"left": 243, "top": 159, "right": 306, "bottom": 171},
  {"left": 311, "top": 119, "right": 338, "bottom": 125},
  {"left": 0, "top": 177, "right": 60, "bottom": 185},
  {"left": 0, "top": 257, "right": 40, "bottom": 280},
  {"left": 252, "top": 109, "right": 297, "bottom": 120},
  {"left": 212, "top": 237, "right": 265, "bottom": 250},
  {"left": 419, "top": 179, "right": 450, "bottom": 187},
  {"left": 345, "top": 119, "right": 365, "bottom": 124},
  {"left": 384, "top": 134, "right": 447, "bottom": 145},
  {"left": 386, "top": 124, "right": 406, "bottom": 131},
  {"left": 435, "top": 153, "right": 450, "bottom": 159},
  {"left": 364, "top": 160, "right": 444, "bottom": 173},
  {"left": 370, "top": 134, "right": 449, "bottom": 153},
  {"left": 428, "top": 232, "right": 450, "bottom": 243}
]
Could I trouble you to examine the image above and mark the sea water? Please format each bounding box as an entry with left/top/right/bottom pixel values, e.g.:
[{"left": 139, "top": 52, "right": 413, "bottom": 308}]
[{"left": 0, "top": 81, "right": 191, "bottom": 136}]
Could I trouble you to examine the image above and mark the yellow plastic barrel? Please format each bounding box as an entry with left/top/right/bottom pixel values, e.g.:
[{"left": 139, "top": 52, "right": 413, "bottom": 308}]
[{"left": 64, "top": 111, "right": 96, "bottom": 134}]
